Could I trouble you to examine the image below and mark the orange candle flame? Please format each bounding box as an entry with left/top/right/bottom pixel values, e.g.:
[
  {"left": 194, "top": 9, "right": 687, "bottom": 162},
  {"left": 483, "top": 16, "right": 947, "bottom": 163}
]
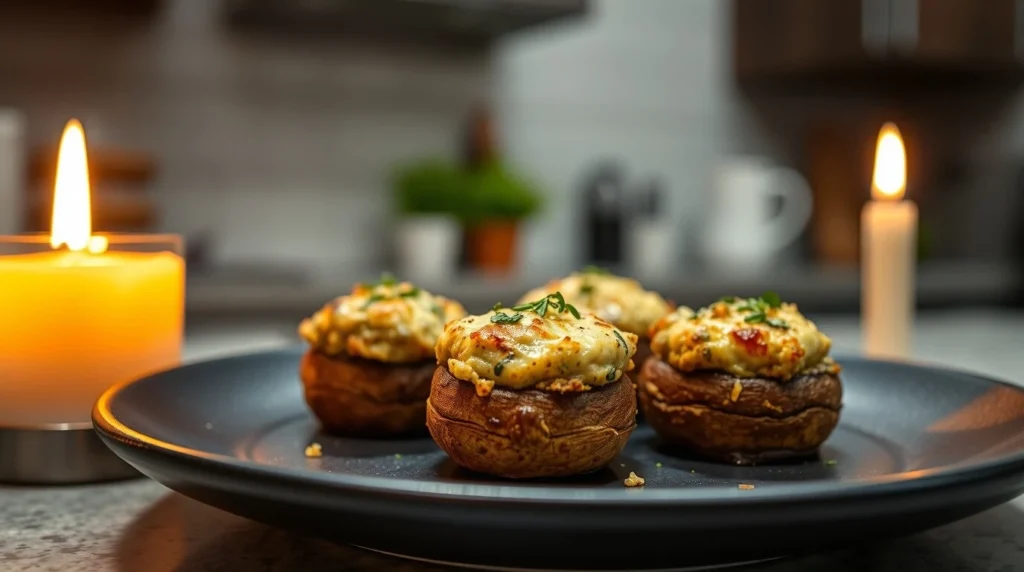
[
  {"left": 50, "top": 119, "right": 106, "bottom": 253},
  {"left": 871, "top": 122, "right": 907, "bottom": 201}
]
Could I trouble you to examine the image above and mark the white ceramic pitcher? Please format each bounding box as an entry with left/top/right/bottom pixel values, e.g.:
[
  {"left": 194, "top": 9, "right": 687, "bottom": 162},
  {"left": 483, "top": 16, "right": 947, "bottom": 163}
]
[{"left": 702, "top": 157, "right": 813, "bottom": 273}]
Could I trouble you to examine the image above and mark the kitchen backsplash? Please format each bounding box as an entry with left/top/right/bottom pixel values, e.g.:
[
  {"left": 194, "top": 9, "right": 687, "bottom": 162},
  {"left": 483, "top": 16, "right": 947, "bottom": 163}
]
[
  {"left": 0, "top": 0, "right": 488, "bottom": 269},
  {"left": 3, "top": 0, "right": 1023, "bottom": 274}
]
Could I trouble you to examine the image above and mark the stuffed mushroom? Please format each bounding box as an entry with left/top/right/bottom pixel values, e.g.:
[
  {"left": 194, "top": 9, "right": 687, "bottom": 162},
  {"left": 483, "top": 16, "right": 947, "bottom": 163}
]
[
  {"left": 638, "top": 293, "right": 842, "bottom": 465},
  {"left": 298, "top": 275, "right": 466, "bottom": 437},
  {"left": 428, "top": 292, "right": 638, "bottom": 478}
]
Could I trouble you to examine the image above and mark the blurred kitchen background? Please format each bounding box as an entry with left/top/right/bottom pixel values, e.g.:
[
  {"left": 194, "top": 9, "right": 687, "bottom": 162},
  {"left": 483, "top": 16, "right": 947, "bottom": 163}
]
[{"left": 2, "top": 0, "right": 1024, "bottom": 326}]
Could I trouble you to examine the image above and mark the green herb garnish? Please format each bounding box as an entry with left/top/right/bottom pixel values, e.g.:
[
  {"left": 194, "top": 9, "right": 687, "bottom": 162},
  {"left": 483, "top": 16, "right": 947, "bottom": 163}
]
[
  {"left": 824, "top": 459, "right": 838, "bottom": 466},
  {"left": 766, "top": 318, "right": 790, "bottom": 330},
  {"left": 361, "top": 292, "right": 387, "bottom": 309},
  {"left": 580, "top": 282, "right": 594, "bottom": 295},
  {"left": 613, "top": 330, "right": 628, "bottom": 352},
  {"left": 512, "top": 291, "right": 581, "bottom": 319},
  {"left": 732, "top": 292, "right": 789, "bottom": 329},
  {"left": 719, "top": 296, "right": 737, "bottom": 304},
  {"left": 582, "top": 265, "right": 609, "bottom": 275},
  {"left": 399, "top": 287, "right": 420, "bottom": 298},
  {"left": 360, "top": 274, "right": 421, "bottom": 308},
  {"left": 490, "top": 312, "right": 524, "bottom": 324},
  {"left": 493, "top": 354, "right": 515, "bottom": 376},
  {"left": 744, "top": 312, "right": 766, "bottom": 324},
  {"left": 736, "top": 298, "right": 761, "bottom": 312},
  {"left": 761, "top": 291, "right": 782, "bottom": 309},
  {"left": 492, "top": 302, "right": 504, "bottom": 311},
  {"left": 605, "top": 366, "right": 618, "bottom": 381}
]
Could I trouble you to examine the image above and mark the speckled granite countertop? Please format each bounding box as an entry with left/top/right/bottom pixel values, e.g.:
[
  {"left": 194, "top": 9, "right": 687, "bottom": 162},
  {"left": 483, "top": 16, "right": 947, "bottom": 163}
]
[{"left": 3, "top": 310, "right": 1024, "bottom": 572}]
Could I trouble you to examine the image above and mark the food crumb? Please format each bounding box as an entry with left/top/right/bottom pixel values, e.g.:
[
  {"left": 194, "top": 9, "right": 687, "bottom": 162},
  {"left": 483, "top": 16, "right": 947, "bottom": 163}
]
[
  {"left": 730, "top": 380, "right": 743, "bottom": 402},
  {"left": 620, "top": 463, "right": 625, "bottom": 467},
  {"left": 204, "top": 422, "right": 212, "bottom": 430},
  {"left": 824, "top": 459, "right": 838, "bottom": 466},
  {"left": 655, "top": 462, "right": 663, "bottom": 468},
  {"left": 738, "top": 483, "right": 755, "bottom": 490},
  {"left": 690, "top": 469, "right": 695, "bottom": 474},
  {"left": 304, "top": 443, "right": 323, "bottom": 458},
  {"left": 624, "top": 472, "right": 645, "bottom": 487},
  {"left": 395, "top": 454, "right": 403, "bottom": 459},
  {"left": 762, "top": 399, "right": 783, "bottom": 413}
]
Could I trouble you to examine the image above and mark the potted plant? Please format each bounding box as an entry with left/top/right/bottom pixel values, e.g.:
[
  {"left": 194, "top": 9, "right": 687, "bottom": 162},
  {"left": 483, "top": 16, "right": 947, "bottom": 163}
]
[
  {"left": 391, "top": 159, "right": 467, "bottom": 284},
  {"left": 462, "top": 161, "right": 543, "bottom": 274}
]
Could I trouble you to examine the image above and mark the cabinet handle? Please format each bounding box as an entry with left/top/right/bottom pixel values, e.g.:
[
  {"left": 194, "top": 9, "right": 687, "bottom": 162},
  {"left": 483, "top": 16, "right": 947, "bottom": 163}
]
[
  {"left": 889, "top": 0, "right": 919, "bottom": 54},
  {"left": 1016, "top": 0, "right": 1024, "bottom": 61},
  {"left": 862, "top": 0, "right": 918, "bottom": 57},
  {"left": 861, "top": 0, "right": 890, "bottom": 57}
]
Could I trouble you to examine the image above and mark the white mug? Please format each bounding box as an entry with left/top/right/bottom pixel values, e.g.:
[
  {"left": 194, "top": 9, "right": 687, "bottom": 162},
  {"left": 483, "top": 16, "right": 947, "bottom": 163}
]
[{"left": 703, "top": 157, "right": 813, "bottom": 273}]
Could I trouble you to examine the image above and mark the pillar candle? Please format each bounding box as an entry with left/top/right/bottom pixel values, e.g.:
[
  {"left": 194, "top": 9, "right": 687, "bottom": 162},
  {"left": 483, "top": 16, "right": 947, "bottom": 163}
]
[{"left": 861, "top": 123, "right": 917, "bottom": 359}]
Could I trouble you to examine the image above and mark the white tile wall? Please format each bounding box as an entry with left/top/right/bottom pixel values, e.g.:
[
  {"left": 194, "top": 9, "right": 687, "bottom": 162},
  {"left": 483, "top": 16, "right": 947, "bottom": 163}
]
[
  {"left": 28, "top": 1, "right": 1006, "bottom": 272},
  {"left": 495, "top": 0, "right": 776, "bottom": 271},
  {"left": 0, "top": 0, "right": 489, "bottom": 268}
]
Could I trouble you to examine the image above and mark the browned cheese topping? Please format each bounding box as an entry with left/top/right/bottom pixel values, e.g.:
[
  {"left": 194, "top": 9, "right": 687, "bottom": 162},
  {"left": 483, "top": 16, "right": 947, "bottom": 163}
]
[
  {"left": 649, "top": 293, "right": 837, "bottom": 381},
  {"left": 518, "top": 269, "right": 672, "bottom": 337},
  {"left": 299, "top": 276, "right": 466, "bottom": 363},
  {"left": 435, "top": 293, "right": 638, "bottom": 396}
]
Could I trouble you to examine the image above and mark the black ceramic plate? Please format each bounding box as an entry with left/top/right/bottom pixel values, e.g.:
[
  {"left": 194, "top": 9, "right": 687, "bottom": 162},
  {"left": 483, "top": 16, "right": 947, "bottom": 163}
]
[{"left": 94, "top": 347, "right": 1024, "bottom": 571}]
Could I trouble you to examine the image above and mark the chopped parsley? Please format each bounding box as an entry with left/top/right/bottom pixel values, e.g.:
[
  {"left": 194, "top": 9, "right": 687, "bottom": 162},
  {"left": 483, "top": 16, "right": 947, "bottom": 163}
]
[
  {"left": 761, "top": 291, "right": 782, "bottom": 308},
  {"left": 766, "top": 317, "right": 790, "bottom": 330},
  {"left": 493, "top": 354, "right": 515, "bottom": 377},
  {"left": 399, "top": 287, "right": 420, "bottom": 298},
  {"left": 360, "top": 273, "right": 422, "bottom": 309},
  {"left": 727, "top": 291, "right": 789, "bottom": 329},
  {"left": 744, "top": 313, "right": 766, "bottom": 324},
  {"left": 361, "top": 292, "right": 387, "bottom": 309},
  {"left": 490, "top": 312, "right": 524, "bottom": 324},
  {"left": 512, "top": 291, "right": 581, "bottom": 319},
  {"left": 613, "top": 330, "right": 628, "bottom": 352}
]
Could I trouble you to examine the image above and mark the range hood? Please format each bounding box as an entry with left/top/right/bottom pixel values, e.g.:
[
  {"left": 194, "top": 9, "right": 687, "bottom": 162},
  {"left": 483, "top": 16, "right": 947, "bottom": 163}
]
[{"left": 223, "top": 0, "right": 587, "bottom": 48}]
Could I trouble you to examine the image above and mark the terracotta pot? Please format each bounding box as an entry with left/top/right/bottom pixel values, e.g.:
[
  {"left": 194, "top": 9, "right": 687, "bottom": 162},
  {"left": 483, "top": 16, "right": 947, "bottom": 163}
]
[{"left": 466, "top": 220, "right": 519, "bottom": 274}]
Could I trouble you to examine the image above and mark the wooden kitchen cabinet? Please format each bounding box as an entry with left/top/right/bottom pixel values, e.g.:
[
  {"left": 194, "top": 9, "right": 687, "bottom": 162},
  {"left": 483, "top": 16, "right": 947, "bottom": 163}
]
[
  {"left": 734, "top": 0, "right": 1024, "bottom": 88},
  {"left": 225, "top": 0, "right": 588, "bottom": 48}
]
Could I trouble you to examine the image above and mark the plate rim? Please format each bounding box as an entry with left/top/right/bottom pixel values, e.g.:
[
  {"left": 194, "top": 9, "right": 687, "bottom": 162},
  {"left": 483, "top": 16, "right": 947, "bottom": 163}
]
[{"left": 93, "top": 346, "right": 1024, "bottom": 507}]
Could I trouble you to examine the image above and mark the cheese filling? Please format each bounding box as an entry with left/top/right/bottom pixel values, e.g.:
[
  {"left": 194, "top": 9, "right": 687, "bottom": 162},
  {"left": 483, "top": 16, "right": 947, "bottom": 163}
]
[
  {"left": 299, "top": 278, "right": 466, "bottom": 364},
  {"left": 518, "top": 271, "right": 672, "bottom": 337},
  {"left": 435, "top": 294, "right": 638, "bottom": 396},
  {"left": 649, "top": 295, "right": 834, "bottom": 381}
]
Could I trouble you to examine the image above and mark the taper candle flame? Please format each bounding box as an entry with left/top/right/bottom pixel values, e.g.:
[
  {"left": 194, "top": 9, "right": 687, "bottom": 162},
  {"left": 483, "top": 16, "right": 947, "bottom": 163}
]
[{"left": 871, "top": 122, "right": 906, "bottom": 201}]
